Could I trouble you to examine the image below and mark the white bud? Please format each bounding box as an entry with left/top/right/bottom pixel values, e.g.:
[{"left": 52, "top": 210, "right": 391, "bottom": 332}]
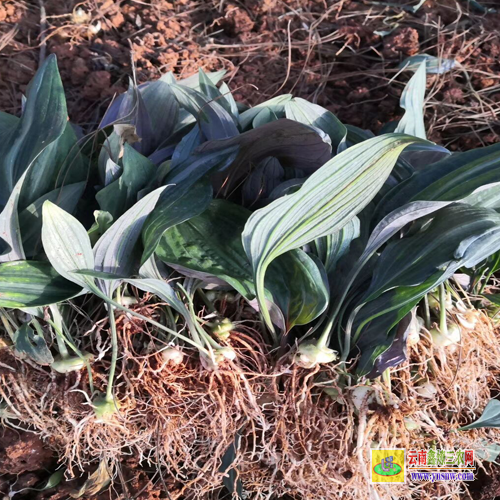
[
  {"left": 295, "top": 343, "right": 337, "bottom": 369},
  {"left": 161, "top": 348, "right": 184, "bottom": 366}
]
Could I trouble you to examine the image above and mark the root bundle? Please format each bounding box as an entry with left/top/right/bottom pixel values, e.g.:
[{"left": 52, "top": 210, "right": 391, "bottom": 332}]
[{"left": 2, "top": 309, "right": 500, "bottom": 500}]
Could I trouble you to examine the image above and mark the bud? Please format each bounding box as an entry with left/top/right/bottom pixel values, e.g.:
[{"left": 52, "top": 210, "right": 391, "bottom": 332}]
[
  {"left": 161, "top": 347, "right": 184, "bottom": 366},
  {"left": 295, "top": 343, "right": 337, "bottom": 369}
]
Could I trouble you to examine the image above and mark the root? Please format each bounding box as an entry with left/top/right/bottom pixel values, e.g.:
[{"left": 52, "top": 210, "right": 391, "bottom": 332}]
[{"left": 1, "top": 310, "right": 500, "bottom": 499}]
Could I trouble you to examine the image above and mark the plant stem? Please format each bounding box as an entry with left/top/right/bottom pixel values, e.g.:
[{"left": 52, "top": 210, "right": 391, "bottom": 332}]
[
  {"left": 106, "top": 305, "right": 117, "bottom": 402},
  {"left": 49, "top": 305, "right": 69, "bottom": 359},
  {"left": 439, "top": 283, "right": 448, "bottom": 336},
  {"left": 479, "top": 252, "right": 500, "bottom": 295},
  {"left": 88, "top": 283, "right": 210, "bottom": 356},
  {"left": 423, "top": 294, "right": 431, "bottom": 329}
]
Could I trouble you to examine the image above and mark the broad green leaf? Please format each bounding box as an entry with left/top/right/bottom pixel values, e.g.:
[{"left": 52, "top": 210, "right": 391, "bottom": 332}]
[
  {"left": 268, "top": 251, "right": 329, "bottom": 329},
  {"left": 219, "top": 82, "right": 239, "bottom": 118},
  {"left": 375, "top": 141, "right": 500, "bottom": 220},
  {"left": 93, "top": 186, "right": 167, "bottom": 294},
  {"left": 399, "top": 54, "right": 456, "bottom": 74},
  {"left": 41, "top": 201, "right": 95, "bottom": 289},
  {"left": 242, "top": 157, "right": 285, "bottom": 207},
  {"left": 13, "top": 323, "right": 54, "bottom": 365},
  {"left": 198, "top": 69, "right": 235, "bottom": 117},
  {"left": 171, "top": 127, "right": 202, "bottom": 168},
  {"left": 252, "top": 108, "right": 279, "bottom": 128},
  {"left": 0, "top": 55, "right": 67, "bottom": 206},
  {"left": 176, "top": 69, "right": 227, "bottom": 90},
  {"left": 460, "top": 399, "right": 500, "bottom": 430},
  {"left": 199, "top": 119, "right": 331, "bottom": 196},
  {"left": 0, "top": 169, "right": 29, "bottom": 263},
  {"left": 20, "top": 181, "right": 86, "bottom": 257},
  {"left": 19, "top": 122, "right": 87, "bottom": 210},
  {"left": 141, "top": 180, "right": 214, "bottom": 265},
  {"left": 170, "top": 83, "right": 239, "bottom": 140},
  {"left": 313, "top": 217, "right": 360, "bottom": 278},
  {"left": 242, "top": 134, "right": 420, "bottom": 329},
  {"left": 0, "top": 261, "right": 80, "bottom": 308},
  {"left": 285, "top": 97, "right": 347, "bottom": 151},
  {"left": 352, "top": 204, "right": 500, "bottom": 375},
  {"left": 156, "top": 200, "right": 255, "bottom": 297},
  {"left": 0, "top": 111, "right": 19, "bottom": 143},
  {"left": 156, "top": 200, "right": 329, "bottom": 328},
  {"left": 395, "top": 61, "right": 427, "bottom": 139},
  {"left": 140, "top": 79, "right": 179, "bottom": 146},
  {"left": 141, "top": 145, "right": 240, "bottom": 263},
  {"left": 96, "top": 143, "right": 155, "bottom": 219},
  {"left": 239, "top": 95, "right": 292, "bottom": 129}
]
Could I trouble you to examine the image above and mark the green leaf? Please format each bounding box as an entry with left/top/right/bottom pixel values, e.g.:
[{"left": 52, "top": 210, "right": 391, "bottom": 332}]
[
  {"left": 313, "top": 217, "right": 360, "bottom": 278},
  {"left": 140, "top": 79, "right": 179, "bottom": 146},
  {"left": 483, "top": 294, "right": 500, "bottom": 307},
  {"left": 0, "top": 169, "right": 29, "bottom": 263},
  {"left": 375, "top": 142, "right": 500, "bottom": 220},
  {"left": 13, "top": 323, "right": 54, "bottom": 365},
  {"left": 0, "top": 261, "right": 80, "bottom": 308},
  {"left": 176, "top": 69, "right": 227, "bottom": 90},
  {"left": 395, "top": 61, "right": 427, "bottom": 139},
  {"left": 399, "top": 54, "right": 456, "bottom": 74},
  {"left": 0, "top": 55, "right": 67, "bottom": 206},
  {"left": 19, "top": 122, "right": 87, "bottom": 210},
  {"left": 460, "top": 399, "right": 500, "bottom": 430},
  {"left": 156, "top": 200, "right": 255, "bottom": 297},
  {"left": 157, "top": 200, "right": 329, "bottom": 329},
  {"left": 285, "top": 97, "right": 347, "bottom": 151},
  {"left": 41, "top": 201, "right": 95, "bottom": 289},
  {"left": 198, "top": 119, "right": 332, "bottom": 196},
  {"left": 88, "top": 211, "right": 114, "bottom": 246},
  {"left": 20, "top": 182, "right": 86, "bottom": 257},
  {"left": 239, "top": 95, "right": 292, "bottom": 129},
  {"left": 269, "top": 251, "right": 329, "bottom": 329},
  {"left": 93, "top": 186, "right": 167, "bottom": 294},
  {"left": 353, "top": 203, "right": 500, "bottom": 375},
  {"left": 198, "top": 68, "right": 234, "bottom": 117},
  {"left": 141, "top": 181, "right": 214, "bottom": 266},
  {"left": 242, "top": 134, "right": 420, "bottom": 329},
  {"left": 0, "top": 111, "right": 19, "bottom": 143},
  {"left": 219, "top": 82, "right": 239, "bottom": 118},
  {"left": 169, "top": 83, "right": 239, "bottom": 140},
  {"left": 474, "top": 440, "right": 500, "bottom": 462},
  {"left": 96, "top": 143, "right": 155, "bottom": 219}
]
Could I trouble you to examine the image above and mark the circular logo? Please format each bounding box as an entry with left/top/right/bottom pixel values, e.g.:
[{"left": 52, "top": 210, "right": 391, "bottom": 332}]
[{"left": 373, "top": 463, "right": 403, "bottom": 477}]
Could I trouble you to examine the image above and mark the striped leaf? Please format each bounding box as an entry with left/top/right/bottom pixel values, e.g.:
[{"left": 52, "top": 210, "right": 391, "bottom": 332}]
[
  {"left": 42, "top": 201, "right": 95, "bottom": 289},
  {"left": 242, "top": 134, "right": 420, "bottom": 330},
  {"left": 0, "top": 260, "right": 80, "bottom": 308},
  {"left": 395, "top": 61, "right": 427, "bottom": 139}
]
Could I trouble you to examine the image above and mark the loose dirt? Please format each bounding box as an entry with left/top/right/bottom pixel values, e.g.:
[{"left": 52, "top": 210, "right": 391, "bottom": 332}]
[{"left": 0, "top": 0, "right": 499, "bottom": 148}]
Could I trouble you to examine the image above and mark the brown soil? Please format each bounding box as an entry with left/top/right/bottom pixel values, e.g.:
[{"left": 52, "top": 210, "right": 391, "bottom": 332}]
[{"left": 0, "top": 0, "right": 499, "bottom": 148}]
